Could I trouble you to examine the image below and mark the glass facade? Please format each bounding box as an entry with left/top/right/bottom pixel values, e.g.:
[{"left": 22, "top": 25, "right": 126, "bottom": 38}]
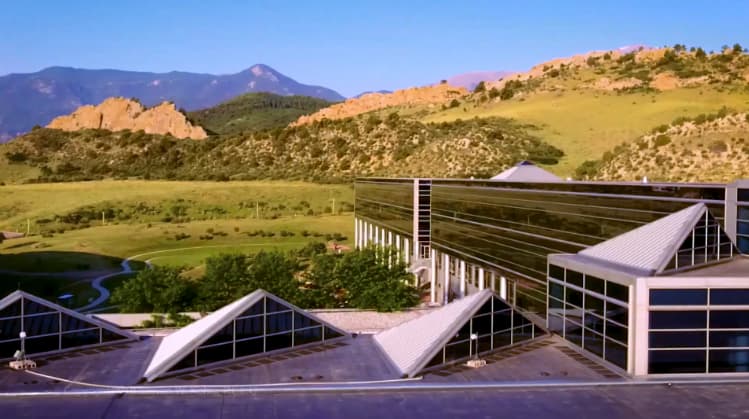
[
  {"left": 167, "top": 296, "right": 344, "bottom": 374},
  {"left": 547, "top": 265, "right": 629, "bottom": 370},
  {"left": 649, "top": 288, "right": 749, "bottom": 374},
  {"left": 663, "top": 211, "right": 736, "bottom": 271},
  {"left": 354, "top": 180, "right": 414, "bottom": 239},
  {"left": 423, "top": 295, "right": 543, "bottom": 371},
  {"left": 738, "top": 190, "right": 749, "bottom": 253},
  {"left": 0, "top": 295, "right": 131, "bottom": 358}
]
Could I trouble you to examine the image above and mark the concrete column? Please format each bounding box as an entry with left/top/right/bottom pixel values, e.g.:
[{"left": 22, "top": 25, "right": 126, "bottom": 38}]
[
  {"left": 395, "top": 234, "right": 401, "bottom": 262},
  {"left": 459, "top": 260, "right": 466, "bottom": 298},
  {"left": 500, "top": 276, "right": 507, "bottom": 300},
  {"left": 374, "top": 225, "right": 379, "bottom": 245},
  {"left": 443, "top": 253, "right": 450, "bottom": 303},
  {"left": 381, "top": 228, "right": 386, "bottom": 247},
  {"left": 478, "top": 268, "right": 485, "bottom": 291},
  {"left": 354, "top": 218, "right": 360, "bottom": 249},
  {"left": 490, "top": 271, "right": 496, "bottom": 293},
  {"left": 404, "top": 238, "right": 410, "bottom": 265},
  {"left": 430, "top": 248, "right": 437, "bottom": 304}
]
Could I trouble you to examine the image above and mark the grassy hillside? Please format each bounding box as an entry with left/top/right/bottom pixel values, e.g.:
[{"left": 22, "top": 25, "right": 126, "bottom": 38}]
[
  {"left": 0, "top": 116, "right": 563, "bottom": 182},
  {"left": 187, "top": 93, "right": 332, "bottom": 135},
  {"left": 578, "top": 111, "right": 749, "bottom": 182}
]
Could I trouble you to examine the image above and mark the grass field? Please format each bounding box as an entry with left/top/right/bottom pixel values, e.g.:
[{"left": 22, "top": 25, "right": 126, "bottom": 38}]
[{"left": 423, "top": 88, "right": 749, "bottom": 175}]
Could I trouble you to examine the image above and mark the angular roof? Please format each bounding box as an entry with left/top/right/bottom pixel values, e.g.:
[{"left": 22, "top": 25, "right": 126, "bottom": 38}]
[
  {"left": 374, "top": 290, "right": 491, "bottom": 377},
  {"left": 578, "top": 203, "right": 707, "bottom": 275},
  {"left": 143, "top": 289, "right": 348, "bottom": 382},
  {"left": 491, "top": 161, "right": 562, "bottom": 182},
  {"left": 0, "top": 290, "right": 138, "bottom": 342}
]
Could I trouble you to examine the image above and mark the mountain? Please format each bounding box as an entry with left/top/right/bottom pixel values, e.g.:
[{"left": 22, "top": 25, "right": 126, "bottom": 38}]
[
  {"left": 187, "top": 93, "right": 332, "bottom": 135},
  {"left": 446, "top": 71, "right": 513, "bottom": 90},
  {"left": 353, "top": 90, "right": 392, "bottom": 99},
  {"left": 0, "top": 64, "right": 344, "bottom": 141},
  {"left": 47, "top": 97, "right": 207, "bottom": 140}
]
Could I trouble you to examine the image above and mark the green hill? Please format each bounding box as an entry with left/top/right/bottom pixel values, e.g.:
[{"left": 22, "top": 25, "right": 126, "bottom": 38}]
[{"left": 187, "top": 92, "right": 333, "bottom": 135}]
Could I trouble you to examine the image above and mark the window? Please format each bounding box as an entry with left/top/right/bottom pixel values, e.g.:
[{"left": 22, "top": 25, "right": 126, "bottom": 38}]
[
  {"left": 710, "top": 289, "right": 749, "bottom": 306},
  {"left": 649, "top": 311, "right": 706, "bottom": 330},
  {"left": 649, "top": 289, "right": 707, "bottom": 306},
  {"left": 648, "top": 350, "right": 706, "bottom": 374},
  {"left": 549, "top": 265, "right": 565, "bottom": 281}
]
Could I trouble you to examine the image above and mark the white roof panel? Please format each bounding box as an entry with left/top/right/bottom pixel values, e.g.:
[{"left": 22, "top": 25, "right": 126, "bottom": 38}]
[{"left": 491, "top": 161, "right": 562, "bottom": 182}]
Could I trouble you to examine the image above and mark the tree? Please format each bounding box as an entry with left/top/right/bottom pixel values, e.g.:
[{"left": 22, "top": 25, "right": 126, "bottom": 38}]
[
  {"left": 111, "top": 266, "right": 196, "bottom": 313},
  {"left": 695, "top": 48, "right": 707, "bottom": 60},
  {"left": 733, "top": 43, "right": 744, "bottom": 54},
  {"left": 473, "top": 81, "right": 486, "bottom": 93}
]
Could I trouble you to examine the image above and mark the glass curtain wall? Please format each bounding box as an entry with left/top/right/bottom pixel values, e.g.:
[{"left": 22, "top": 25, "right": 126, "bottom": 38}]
[
  {"left": 547, "top": 265, "right": 629, "bottom": 370},
  {"left": 167, "top": 296, "right": 344, "bottom": 374},
  {"left": 649, "top": 288, "right": 749, "bottom": 374},
  {"left": 0, "top": 296, "right": 130, "bottom": 358},
  {"left": 355, "top": 180, "right": 414, "bottom": 239},
  {"left": 423, "top": 295, "right": 543, "bottom": 371},
  {"left": 738, "top": 189, "right": 749, "bottom": 253}
]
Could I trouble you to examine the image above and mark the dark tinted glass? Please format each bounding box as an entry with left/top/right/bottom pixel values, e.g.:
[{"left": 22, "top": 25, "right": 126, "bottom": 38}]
[
  {"left": 101, "top": 329, "right": 128, "bottom": 343},
  {"left": 61, "top": 329, "right": 100, "bottom": 349},
  {"left": 606, "top": 321, "right": 628, "bottom": 343},
  {"left": 265, "top": 332, "right": 293, "bottom": 351},
  {"left": 294, "top": 327, "right": 323, "bottom": 346},
  {"left": 566, "top": 288, "right": 583, "bottom": 308},
  {"left": 710, "top": 289, "right": 749, "bottom": 306},
  {"left": 650, "top": 311, "right": 706, "bottom": 329},
  {"left": 604, "top": 339, "right": 627, "bottom": 369},
  {"left": 648, "top": 350, "right": 706, "bottom": 374},
  {"left": 606, "top": 282, "right": 629, "bottom": 303},
  {"left": 24, "top": 300, "right": 55, "bottom": 315},
  {"left": 235, "top": 337, "right": 264, "bottom": 357},
  {"left": 567, "top": 270, "right": 584, "bottom": 287},
  {"left": 197, "top": 343, "right": 233, "bottom": 365},
  {"left": 649, "top": 331, "right": 706, "bottom": 348},
  {"left": 650, "top": 289, "right": 707, "bottom": 306},
  {"left": 238, "top": 301, "right": 264, "bottom": 318},
  {"left": 202, "top": 323, "right": 234, "bottom": 346},
  {"left": 493, "top": 330, "right": 513, "bottom": 348},
  {"left": 549, "top": 281, "right": 564, "bottom": 300},
  {"left": 168, "top": 352, "right": 196, "bottom": 372},
  {"left": 584, "top": 329, "right": 604, "bottom": 356},
  {"left": 444, "top": 340, "right": 471, "bottom": 362},
  {"left": 293, "top": 312, "right": 320, "bottom": 329},
  {"left": 0, "top": 301, "right": 21, "bottom": 319},
  {"left": 738, "top": 189, "right": 749, "bottom": 202},
  {"left": 549, "top": 265, "right": 565, "bottom": 281},
  {"left": 607, "top": 303, "right": 629, "bottom": 325},
  {"left": 324, "top": 326, "right": 344, "bottom": 340},
  {"left": 266, "top": 312, "right": 293, "bottom": 334},
  {"left": 710, "top": 331, "right": 749, "bottom": 348},
  {"left": 235, "top": 316, "right": 264, "bottom": 339},
  {"left": 586, "top": 275, "right": 605, "bottom": 295},
  {"left": 709, "top": 350, "right": 749, "bottom": 373},
  {"left": 472, "top": 313, "right": 492, "bottom": 336},
  {"left": 0, "top": 317, "right": 22, "bottom": 340},
  {"left": 585, "top": 294, "right": 604, "bottom": 314},
  {"left": 710, "top": 311, "right": 749, "bottom": 329},
  {"left": 265, "top": 298, "right": 291, "bottom": 314}
]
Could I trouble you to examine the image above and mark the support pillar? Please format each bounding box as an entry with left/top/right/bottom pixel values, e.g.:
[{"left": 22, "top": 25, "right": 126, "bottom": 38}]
[
  {"left": 500, "top": 276, "right": 507, "bottom": 300},
  {"left": 430, "top": 249, "right": 437, "bottom": 304},
  {"left": 443, "top": 253, "right": 450, "bottom": 304},
  {"left": 478, "top": 268, "right": 485, "bottom": 291},
  {"left": 404, "top": 238, "right": 410, "bottom": 265},
  {"left": 459, "top": 260, "right": 466, "bottom": 298}
]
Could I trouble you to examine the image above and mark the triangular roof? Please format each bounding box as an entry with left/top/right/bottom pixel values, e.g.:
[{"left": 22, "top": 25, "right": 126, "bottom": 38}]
[
  {"left": 143, "top": 289, "right": 348, "bottom": 382},
  {"left": 375, "top": 289, "right": 508, "bottom": 377},
  {"left": 578, "top": 203, "right": 711, "bottom": 275},
  {"left": 491, "top": 161, "right": 562, "bottom": 182},
  {"left": 0, "top": 290, "right": 138, "bottom": 357}
]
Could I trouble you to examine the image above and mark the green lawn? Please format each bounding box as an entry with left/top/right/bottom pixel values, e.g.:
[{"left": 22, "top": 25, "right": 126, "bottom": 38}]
[{"left": 423, "top": 88, "right": 749, "bottom": 176}]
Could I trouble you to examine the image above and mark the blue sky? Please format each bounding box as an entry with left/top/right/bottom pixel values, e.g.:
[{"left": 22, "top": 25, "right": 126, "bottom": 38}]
[{"left": 2, "top": 0, "right": 748, "bottom": 96}]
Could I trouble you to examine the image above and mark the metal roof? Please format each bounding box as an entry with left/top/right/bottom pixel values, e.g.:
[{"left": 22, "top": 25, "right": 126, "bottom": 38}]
[
  {"left": 143, "top": 289, "right": 348, "bottom": 382},
  {"left": 490, "top": 161, "right": 563, "bottom": 182},
  {"left": 578, "top": 203, "right": 707, "bottom": 275},
  {"left": 374, "top": 290, "right": 493, "bottom": 377}
]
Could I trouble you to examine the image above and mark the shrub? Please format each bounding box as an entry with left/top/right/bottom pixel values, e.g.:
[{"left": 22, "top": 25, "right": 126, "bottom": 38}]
[{"left": 653, "top": 135, "right": 671, "bottom": 147}]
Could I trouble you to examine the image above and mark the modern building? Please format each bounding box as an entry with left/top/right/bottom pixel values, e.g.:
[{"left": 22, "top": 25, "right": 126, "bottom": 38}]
[{"left": 354, "top": 162, "right": 749, "bottom": 376}]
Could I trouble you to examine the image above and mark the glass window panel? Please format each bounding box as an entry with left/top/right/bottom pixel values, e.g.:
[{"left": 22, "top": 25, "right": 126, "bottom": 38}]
[
  {"left": 471, "top": 313, "right": 492, "bottom": 336},
  {"left": 607, "top": 303, "right": 629, "bottom": 326},
  {"left": 649, "top": 289, "right": 707, "bottom": 306},
  {"left": 738, "top": 190, "right": 749, "bottom": 202},
  {"left": 549, "top": 281, "right": 564, "bottom": 301},
  {"left": 549, "top": 265, "right": 565, "bottom": 281},
  {"left": 567, "top": 270, "right": 584, "bottom": 287},
  {"left": 293, "top": 312, "right": 320, "bottom": 329},
  {"left": 452, "top": 322, "right": 471, "bottom": 342},
  {"left": 477, "top": 334, "right": 492, "bottom": 354},
  {"left": 491, "top": 296, "right": 511, "bottom": 311},
  {"left": 61, "top": 329, "right": 100, "bottom": 349},
  {"left": 513, "top": 324, "right": 534, "bottom": 344},
  {"left": 709, "top": 350, "right": 749, "bottom": 373},
  {"left": 649, "top": 311, "right": 706, "bottom": 330},
  {"left": 648, "top": 350, "right": 706, "bottom": 374},
  {"left": 323, "top": 326, "right": 343, "bottom": 340},
  {"left": 61, "top": 314, "right": 96, "bottom": 332},
  {"left": 565, "top": 319, "right": 583, "bottom": 347},
  {"left": 235, "top": 316, "right": 264, "bottom": 340},
  {"left": 585, "top": 313, "right": 604, "bottom": 334},
  {"left": 710, "top": 331, "right": 749, "bottom": 348},
  {"left": 265, "top": 298, "right": 291, "bottom": 314},
  {"left": 202, "top": 323, "right": 234, "bottom": 346},
  {"left": 512, "top": 311, "right": 530, "bottom": 328},
  {"left": 606, "top": 321, "right": 628, "bottom": 344},
  {"left": 0, "top": 340, "right": 20, "bottom": 359},
  {"left": 238, "top": 301, "right": 264, "bottom": 318},
  {"left": 25, "top": 335, "right": 60, "bottom": 354},
  {"left": 168, "top": 351, "right": 196, "bottom": 372},
  {"left": 266, "top": 312, "right": 293, "bottom": 334},
  {"left": 547, "top": 313, "right": 564, "bottom": 333},
  {"left": 649, "top": 331, "right": 706, "bottom": 348},
  {"left": 548, "top": 297, "right": 564, "bottom": 311},
  {"left": 585, "top": 294, "right": 604, "bottom": 315},
  {"left": 606, "top": 282, "right": 629, "bottom": 303},
  {"left": 566, "top": 288, "right": 583, "bottom": 308},
  {"left": 444, "top": 340, "right": 471, "bottom": 363},
  {"left": 584, "top": 329, "right": 604, "bottom": 357},
  {"left": 586, "top": 275, "right": 605, "bottom": 295},
  {"left": 0, "top": 317, "right": 22, "bottom": 340},
  {"left": 710, "top": 289, "right": 749, "bottom": 306},
  {"left": 710, "top": 311, "right": 749, "bottom": 329},
  {"left": 605, "top": 339, "right": 628, "bottom": 369},
  {"left": 476, "top": 300, "right": 493, "bottom": 316},
  {"left": 294, "top": 326, "right": 323, "bottom": 346},
  {"left": 493, "top": 330, "right": 513, "bottom": 348},
  {"left": 235, "top": 337, "right": 264, "bottom": 358},
  {"left": 197, "top": 343, "right": 233, "bottom": 366},
  {"left": 265, "top": 332, "right": 293, "bottom": 352},
  {"left": 24, "top": 313, "right": 59, "bottom": 338},
  {"left": 23, "top": 300, "right": 55, "bottom": 315},
  {"left": 0, "top": 301, "right": 21, "bottom": 319},
  {"left": 425, "top": 348, "right": 444, "bottom": 368},
  {"left": 101, "top": 329, "right": 128, "bottom": 343}
]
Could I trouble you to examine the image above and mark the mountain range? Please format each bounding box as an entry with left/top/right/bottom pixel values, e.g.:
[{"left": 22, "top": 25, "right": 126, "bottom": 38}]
[{"left": 0, "top": 64, "right": 344, "bottom": 141}]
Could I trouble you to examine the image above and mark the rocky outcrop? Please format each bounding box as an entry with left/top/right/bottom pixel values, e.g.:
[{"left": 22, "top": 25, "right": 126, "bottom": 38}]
[
  {"left": 293, "top": 83, "right": 468, "bottom": 125},
  {"left": 47, "top": 97, "right": 207, "bottom": 139}
]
